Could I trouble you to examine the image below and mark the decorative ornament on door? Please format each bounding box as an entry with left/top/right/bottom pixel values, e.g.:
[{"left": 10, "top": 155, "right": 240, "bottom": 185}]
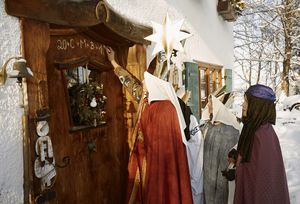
[
  {"left": 68, "top": 81, "right": 107, "bottom": 127},
  {"left": 63, "top": 65, "right": 108, "bottom": 128}
]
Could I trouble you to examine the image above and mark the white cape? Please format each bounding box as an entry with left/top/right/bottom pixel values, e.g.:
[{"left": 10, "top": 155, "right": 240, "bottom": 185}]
[{"left": 187, "top": 115, "right": 204, "bottom": 204}]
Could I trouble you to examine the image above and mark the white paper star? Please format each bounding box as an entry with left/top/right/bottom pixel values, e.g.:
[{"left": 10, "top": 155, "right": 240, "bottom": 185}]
[{"left": 145, "top": 14, "right": 192, "bottom": 60}]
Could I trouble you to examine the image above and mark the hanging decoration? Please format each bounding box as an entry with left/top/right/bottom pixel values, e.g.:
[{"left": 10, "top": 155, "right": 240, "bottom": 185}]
[
  {"left": 217, "top": 0, "right": 246, "bottom": 21},
  {"left": 69, "top": 81, "right": 107, "bottom": 127},
  {"left": 34, "top": 110, "right": 57, "bottom": 192},
  {"left": 144, "top": 14, "right": 191, "bottom": 70}
]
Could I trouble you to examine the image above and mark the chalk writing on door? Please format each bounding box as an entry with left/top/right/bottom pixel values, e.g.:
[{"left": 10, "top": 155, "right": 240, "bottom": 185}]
[{"left": 56, "top": 39, "right": 105, "bottom": 55}]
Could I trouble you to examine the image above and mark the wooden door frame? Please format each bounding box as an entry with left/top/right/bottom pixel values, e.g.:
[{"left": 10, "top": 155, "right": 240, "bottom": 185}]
[{"left": 5, "top": 0, "right": 152, "bottom": 45}]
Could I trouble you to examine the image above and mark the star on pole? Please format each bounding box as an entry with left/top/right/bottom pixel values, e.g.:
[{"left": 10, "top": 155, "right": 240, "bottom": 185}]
[{"left": 145, "top": 14, "right": 192, "bottom": 62}]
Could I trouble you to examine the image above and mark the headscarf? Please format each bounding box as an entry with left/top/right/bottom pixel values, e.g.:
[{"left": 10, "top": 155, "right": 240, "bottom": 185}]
[
  {"left": 202, "top": 95, "right": 241, "bottom": 132},
  {"left": 237, "top": 84, "right": 276, "bottom": 163}
]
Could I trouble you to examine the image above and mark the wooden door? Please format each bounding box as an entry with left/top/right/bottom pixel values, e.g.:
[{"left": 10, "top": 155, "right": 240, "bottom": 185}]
[{"left": 24, "top": 19, "right": 130, "bottom": 204}]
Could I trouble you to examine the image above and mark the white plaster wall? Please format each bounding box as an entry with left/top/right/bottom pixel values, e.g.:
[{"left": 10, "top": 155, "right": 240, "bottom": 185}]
[
  {"left": 107, "top": 0, "right": 234, "bottom": 69},
  {"left": 0, "top": 0, "right": 23, "bottom": 203}
]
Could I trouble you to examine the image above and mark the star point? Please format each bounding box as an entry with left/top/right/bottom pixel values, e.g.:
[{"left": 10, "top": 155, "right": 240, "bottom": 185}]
[{"left": 145, "top": 14, "right": 192, "bottom": 61}]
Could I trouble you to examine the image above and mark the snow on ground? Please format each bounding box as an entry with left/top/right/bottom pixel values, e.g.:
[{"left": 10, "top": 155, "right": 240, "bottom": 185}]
[{"left": 275, "top": 109, "right": 300, "bottom": 204}]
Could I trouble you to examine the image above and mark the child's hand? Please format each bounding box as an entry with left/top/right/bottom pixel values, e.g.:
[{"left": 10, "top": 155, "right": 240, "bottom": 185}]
[
  {"left": 221, "top": 170, "right": 227, "bottom": 177},
  {"left": 104, "top": 46, "right": 115, "bottom": 62}
]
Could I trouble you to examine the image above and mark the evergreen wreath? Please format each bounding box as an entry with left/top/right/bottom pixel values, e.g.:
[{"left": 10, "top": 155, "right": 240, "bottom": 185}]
[{"left": 68, "top": 82, "right": 107, "bottom": 126}]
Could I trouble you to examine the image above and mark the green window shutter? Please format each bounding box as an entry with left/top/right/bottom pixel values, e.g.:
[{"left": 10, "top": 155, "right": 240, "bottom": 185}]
[
  {"left": 184, "top": 62, "right": 200, "bottom": 121},
  {"left": 225, "top": 69, "right": 232, "bottom": 92}
]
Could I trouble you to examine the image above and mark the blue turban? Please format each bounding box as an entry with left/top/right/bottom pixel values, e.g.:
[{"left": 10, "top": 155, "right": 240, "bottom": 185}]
[{"left": 246, "top": 84, "right": 276, "bottom": 102}]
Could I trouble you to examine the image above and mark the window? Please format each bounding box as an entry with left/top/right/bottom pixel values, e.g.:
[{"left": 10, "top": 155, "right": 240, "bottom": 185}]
[
  {"left": 195, "top": 60, "right": 223, "bottom": 112},
  {"left": 62, "top": 65, "right": 107, "bottom": 131}
]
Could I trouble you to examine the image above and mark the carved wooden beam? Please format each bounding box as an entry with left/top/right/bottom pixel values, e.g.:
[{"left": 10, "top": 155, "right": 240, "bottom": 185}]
[
  {"left": 194, "top": 59, "right": 223, "bottom": 70},
  {"left": 5, "top": 0, "right": 152, "bottom": 44},
  {"left": 95, "top": 1, "right": 151, "bottom": 44},
  {"left": 5, "top": 0, "right": 100, "bottom": 26}
]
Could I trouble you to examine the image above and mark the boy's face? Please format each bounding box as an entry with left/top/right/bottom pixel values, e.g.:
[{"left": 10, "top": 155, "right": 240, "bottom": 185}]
[
  {"left": 242, "top": 95, "right": 248, "bottom": 117},
  {"left": 208, "top": 96, "right": 213, "bottom": 114},
  {"left": 228, "top": 157, "right": 236, "bottom": 164}
]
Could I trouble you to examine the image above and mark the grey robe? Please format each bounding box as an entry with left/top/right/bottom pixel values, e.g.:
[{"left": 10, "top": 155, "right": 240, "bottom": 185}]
[{"left": 202, "top": 123, "right": 239, "bottom": 204}]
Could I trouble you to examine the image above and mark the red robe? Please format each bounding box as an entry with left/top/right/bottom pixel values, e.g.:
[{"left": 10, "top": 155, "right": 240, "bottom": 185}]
[
  {"left": 127, "top": 100, "right": 193, "bottom": 204},
  {"left": 234, "top": 123, "right": 290, "bottom": 204}
]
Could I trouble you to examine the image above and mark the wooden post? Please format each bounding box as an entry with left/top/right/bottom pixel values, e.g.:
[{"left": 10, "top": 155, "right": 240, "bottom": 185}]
[
  {"left": 22, "top": 18, "right": 50, "bottom": 203},
  {"left": 205, "top": 68, "right": 210, "bottom": 103},
  {"left": 198, "top": 67, "right": 202, "bottom": 116},
  {"left": 218, "top": 70, "right": 223, "bottom": 88},
  {"left": 212, "top": 69, "right": 217, "bottom": 92}
]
